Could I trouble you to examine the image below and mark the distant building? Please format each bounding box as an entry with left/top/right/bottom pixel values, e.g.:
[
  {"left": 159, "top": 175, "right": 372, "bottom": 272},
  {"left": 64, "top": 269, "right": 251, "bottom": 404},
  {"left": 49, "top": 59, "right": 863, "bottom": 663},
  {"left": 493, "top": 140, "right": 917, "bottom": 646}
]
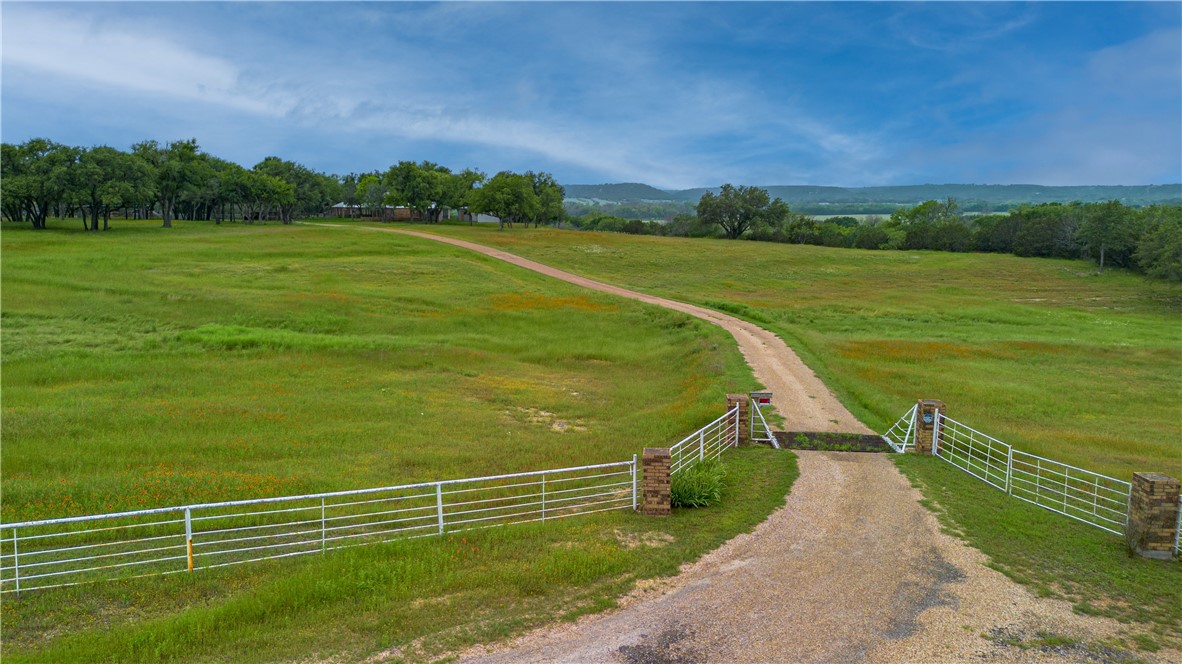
[
  {"left": 328, "top": 203, "right": 414, "bottom": 220},
  {"left": 329, "top": 203, "right": 362, "bottom": 218},
  {"left": 457, "top": 208, "right": 500, "bottom": 224}
]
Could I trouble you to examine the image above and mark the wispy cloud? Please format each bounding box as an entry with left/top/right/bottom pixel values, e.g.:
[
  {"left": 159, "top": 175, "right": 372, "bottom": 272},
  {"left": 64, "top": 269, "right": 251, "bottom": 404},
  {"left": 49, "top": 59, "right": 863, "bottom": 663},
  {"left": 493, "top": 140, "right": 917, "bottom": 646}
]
[
  {"left": 2, "top": 2, "right": 1177, "bottom": 187},
  {"left": 2, "top": 6, "right": 294, "bottom": 117}
]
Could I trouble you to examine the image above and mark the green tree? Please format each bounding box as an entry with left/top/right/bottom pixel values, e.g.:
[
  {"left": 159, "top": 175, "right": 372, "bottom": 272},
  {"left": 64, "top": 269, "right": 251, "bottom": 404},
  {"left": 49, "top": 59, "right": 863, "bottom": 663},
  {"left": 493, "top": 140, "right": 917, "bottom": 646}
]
[
  {"left": 1134, "top": 205, "right": 1182, "bottom": 281},
  {"left": 889, "top": 198, "right": 963, "bottom": 250},
  {"left": 525, "top": 171, "right": 565, "bottom": 227},
  {"left": 451, "top": 168, "right": 486, "bottom": 224},
  {"left": 1078, "top": 201, "right": 1138, "bottom": 272},
  {"left": 696, "top": 184, "right": 778, "bottom": 239},
  {"left": 850, "top": 224, "right": 890, "bottom": 250},
  {"left": 133, "top": 138, "right": 201, "bottom": 228},
  {"left": 356, "top": 174, "right": 388, "bottom": 218},
  {"left": 1, "top": 138, "right": 78, "bottom": 229},
  {"left": 469, "top": 171, "right": 539, "bottom": 229},
  {"left": 254, "top": 156, "right": 331, "bottom": 224},
  {"left": 337, "top": 173, "right": 360, "bottom": 217},
  {"left": 72, "top": 146, "right": 153, "bottom": 230},
  {"left": 384, "top": 161, "right": 455, "bottom": 222}
]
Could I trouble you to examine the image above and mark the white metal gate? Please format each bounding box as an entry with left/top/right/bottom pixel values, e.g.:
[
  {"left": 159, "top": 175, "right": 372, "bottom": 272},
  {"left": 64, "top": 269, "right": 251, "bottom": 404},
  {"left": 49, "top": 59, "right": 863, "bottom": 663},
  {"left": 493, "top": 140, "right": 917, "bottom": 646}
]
[
  {"left": 879, "top": 405, "right": 1136, "bottom": 537},
  {"left": 749, "top": 392, "right": 779, "bottom": 448}
]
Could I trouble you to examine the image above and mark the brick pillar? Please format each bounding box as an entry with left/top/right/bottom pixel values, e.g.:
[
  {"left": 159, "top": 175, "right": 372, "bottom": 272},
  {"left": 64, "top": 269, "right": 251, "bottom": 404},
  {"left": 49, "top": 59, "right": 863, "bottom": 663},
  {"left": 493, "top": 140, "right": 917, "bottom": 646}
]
[
  {"left": 1126, "top": 472, "right": 1180, "bottom": 560},
  {"left": 914, "top": 399, "right": 945, "bottom": 455},
  {"left": 725, "top": 394, "right": 750, "bottom": 446},
  {"left": 641, "top": 448, "right": 671, "bottom": 516}
]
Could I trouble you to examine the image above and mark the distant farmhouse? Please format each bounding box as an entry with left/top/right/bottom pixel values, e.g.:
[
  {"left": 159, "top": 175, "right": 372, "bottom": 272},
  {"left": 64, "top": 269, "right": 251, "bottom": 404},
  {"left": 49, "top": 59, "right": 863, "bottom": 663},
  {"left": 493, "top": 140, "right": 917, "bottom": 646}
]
[{"left": 329, "top": 203, "right": 498, "bottom": 224}]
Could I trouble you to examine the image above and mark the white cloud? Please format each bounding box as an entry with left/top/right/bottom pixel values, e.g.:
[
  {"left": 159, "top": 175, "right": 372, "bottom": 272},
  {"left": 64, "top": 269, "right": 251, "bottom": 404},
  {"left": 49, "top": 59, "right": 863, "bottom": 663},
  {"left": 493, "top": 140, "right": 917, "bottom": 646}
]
[{"left": 2, "top": 6, "right": 294, "bottom": 116}]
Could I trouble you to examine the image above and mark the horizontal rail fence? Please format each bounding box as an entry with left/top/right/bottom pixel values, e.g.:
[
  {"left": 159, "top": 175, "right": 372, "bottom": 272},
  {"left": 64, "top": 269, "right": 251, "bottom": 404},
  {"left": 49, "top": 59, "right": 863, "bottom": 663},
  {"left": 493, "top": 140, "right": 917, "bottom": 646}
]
[
  {"left": 934, "top": 414, "right": 1132, "bottom": 536},
  {"left": 881, "top": 404, "right": 917, "bottom": 453},
  {"left": 669, "top": 406, "right": 739, "bottom": 476},
  {"left": 0, "top": 461, "right": 636, "bottom": 594},
  {"left": 936, "top": 415, "right": 1011, "bottom": 492}
]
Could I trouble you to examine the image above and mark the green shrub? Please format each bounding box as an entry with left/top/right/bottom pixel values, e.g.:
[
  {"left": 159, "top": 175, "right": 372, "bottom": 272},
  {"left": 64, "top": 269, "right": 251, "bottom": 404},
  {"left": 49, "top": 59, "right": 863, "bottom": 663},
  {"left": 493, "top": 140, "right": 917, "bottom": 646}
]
[{"left": 670, "top": 460, "right": 726, "bottom": 508}]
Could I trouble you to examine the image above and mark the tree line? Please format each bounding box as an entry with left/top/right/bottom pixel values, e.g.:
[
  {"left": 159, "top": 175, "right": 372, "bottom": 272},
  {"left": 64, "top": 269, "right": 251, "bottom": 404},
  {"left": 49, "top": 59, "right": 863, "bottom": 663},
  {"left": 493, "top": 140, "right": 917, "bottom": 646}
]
[
  {"left": 6, "top": 138, "right": 1176, "bottom": 280},
  {"left": 1, "top": 138, "right": 564, "bottom": 231},
  {"left": 567, "top": 184, "right": 1182, "bottom": 282}
]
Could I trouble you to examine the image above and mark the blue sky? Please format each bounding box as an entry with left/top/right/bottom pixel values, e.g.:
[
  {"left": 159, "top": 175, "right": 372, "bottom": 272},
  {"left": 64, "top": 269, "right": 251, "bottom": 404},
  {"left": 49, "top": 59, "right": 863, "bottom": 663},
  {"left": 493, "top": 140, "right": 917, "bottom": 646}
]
[{"left": 2, "top": 2, "right": 1179, "bottom": 189}]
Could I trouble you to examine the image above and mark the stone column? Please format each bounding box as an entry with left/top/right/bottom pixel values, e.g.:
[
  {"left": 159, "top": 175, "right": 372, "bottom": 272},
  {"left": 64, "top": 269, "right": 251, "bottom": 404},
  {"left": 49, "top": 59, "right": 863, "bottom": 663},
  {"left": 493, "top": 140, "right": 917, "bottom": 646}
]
[
  {"left": 725, "top": 394, "right": 750, "bottom": 447},
  {"left": 914, "top": 399, "right": 946, "bottom": 455},
  {"left": 1126, "top": 472, "right": 1180, "bottom": 560},
  {"left": 641, "top": 448, "right": 672, "bottom": 516}
]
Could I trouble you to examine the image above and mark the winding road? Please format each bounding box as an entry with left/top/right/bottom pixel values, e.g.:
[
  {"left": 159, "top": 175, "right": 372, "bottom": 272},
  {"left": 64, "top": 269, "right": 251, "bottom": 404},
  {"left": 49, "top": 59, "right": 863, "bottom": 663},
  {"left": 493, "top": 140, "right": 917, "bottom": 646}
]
[{"left": 312, "top": 224, "right": 1159, "bottom": 663}]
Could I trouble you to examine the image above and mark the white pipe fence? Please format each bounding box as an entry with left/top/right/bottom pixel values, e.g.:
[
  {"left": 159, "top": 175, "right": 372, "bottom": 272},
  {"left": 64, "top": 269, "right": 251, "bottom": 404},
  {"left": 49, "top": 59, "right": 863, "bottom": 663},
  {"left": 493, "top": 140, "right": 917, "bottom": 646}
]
[
  {"left": 0, "top": 460, "right": 637, "bottom": 594},
  {"left": 0, "top": 406, "right": 749, "bottom": 595},
  {"left": 669, "top": 406, "right": 739, "bottom": 476},
  {"left": 878, "top": 405, "right": 1174, "bottom": 543},
  {"left": 852, "top": 406, "right": 1179, "bottom": 550},
  {"left": 934, "top": 414, "right": 1133, "bottom": 536}
]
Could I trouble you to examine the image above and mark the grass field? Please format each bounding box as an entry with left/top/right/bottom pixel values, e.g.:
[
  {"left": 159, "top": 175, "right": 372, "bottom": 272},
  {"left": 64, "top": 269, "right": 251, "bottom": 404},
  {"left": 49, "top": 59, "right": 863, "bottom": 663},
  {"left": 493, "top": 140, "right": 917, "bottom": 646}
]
[
  {"left": 398, "top": 222, "right": 1182, "bottom": 650},
  {"left": 412, "top": 223, "right": 1182, "bottom": 480},
  {"left": 2, "top": 222, "right": 756, "bottom": 520},
  {"left": 1, "top": 220, "right": 800, "bottom": 661},
  {"left": 4, "top": 219, "right": 1180, "bottom": 658}
]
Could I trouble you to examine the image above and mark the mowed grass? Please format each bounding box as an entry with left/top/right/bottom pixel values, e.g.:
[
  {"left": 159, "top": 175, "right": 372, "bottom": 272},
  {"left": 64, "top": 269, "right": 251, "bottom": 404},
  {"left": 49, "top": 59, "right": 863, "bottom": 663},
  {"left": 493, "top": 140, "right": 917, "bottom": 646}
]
[
  {"left": 0, "top": 220, "right": 799, "bottom": 661},
  {"left": 414, "top": 223, "right": 1182, "bottom": 480}
]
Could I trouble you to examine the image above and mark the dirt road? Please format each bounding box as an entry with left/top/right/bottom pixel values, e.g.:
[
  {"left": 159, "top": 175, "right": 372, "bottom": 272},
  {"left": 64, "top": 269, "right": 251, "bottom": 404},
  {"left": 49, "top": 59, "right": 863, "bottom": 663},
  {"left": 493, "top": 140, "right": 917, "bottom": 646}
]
[
  {"left": 384, "top": 228, "right": 866, "bottom": 434},
  {"left": 319, "top": 225, "right": 1160, "bottom": 663}
]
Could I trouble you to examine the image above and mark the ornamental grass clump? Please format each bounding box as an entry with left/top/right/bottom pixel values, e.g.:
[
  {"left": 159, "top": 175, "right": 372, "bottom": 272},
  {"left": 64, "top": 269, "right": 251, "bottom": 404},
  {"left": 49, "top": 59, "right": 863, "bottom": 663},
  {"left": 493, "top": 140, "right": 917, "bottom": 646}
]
[{"left": 670, "top": 460, "right": 726, "bottom": 508}]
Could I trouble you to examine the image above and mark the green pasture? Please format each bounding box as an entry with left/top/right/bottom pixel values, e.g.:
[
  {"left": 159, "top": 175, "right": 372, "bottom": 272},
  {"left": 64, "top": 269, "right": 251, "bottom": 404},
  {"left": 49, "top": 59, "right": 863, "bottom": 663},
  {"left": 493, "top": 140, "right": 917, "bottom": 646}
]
[
  {"left": 403, "top": 222, "right": 1182, "bottom": 650},
  {"left": 413, "top": 223, "right": 1182, "bottom": 480},
  {"left": 4, "top": 218, "right": 1180, "bottom": 659},
  {"left": 2, "top": 221, "right": 754, "bottom": 520},
  {"left": 1, "top": 220, "right": 798, "bottom": 661}
]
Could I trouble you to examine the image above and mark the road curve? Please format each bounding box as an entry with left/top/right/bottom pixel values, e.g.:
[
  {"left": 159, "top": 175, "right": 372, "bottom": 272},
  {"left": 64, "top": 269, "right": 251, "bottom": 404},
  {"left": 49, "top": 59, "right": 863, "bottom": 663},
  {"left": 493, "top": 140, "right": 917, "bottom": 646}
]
[
  {"left": 316, "top": 223, "right": 868, "bottom": 434},
  {"left": 308, "top": 223, "right": 1154, "bottom": 663}
]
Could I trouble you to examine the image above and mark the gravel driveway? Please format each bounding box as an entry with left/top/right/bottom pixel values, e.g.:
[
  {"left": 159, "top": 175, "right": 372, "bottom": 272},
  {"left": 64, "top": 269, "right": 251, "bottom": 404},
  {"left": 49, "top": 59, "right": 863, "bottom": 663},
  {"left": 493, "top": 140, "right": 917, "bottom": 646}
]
[{"left": 318, "top": 226, "right": 1172, "bottom": 663}]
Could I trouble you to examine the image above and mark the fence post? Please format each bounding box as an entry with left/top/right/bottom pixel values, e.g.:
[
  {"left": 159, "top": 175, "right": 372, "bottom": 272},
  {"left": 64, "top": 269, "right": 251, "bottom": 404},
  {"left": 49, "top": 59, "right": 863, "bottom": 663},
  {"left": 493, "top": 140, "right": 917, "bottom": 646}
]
[
  {"left": 436, "top": 484, "right": 445, "bottom": 535},
  {"left": 641, "top": 448, "right": 672, "bottom": 516},
  {"left": 1126, "top": 473, "right": 1180, "bottom": 560},
  {"left": 1005, "top": 446, "right": 1014, "bottom": 495},
  {"left": 725, "top": 394, "right": 750, "bottom": 446},
  {"left": 184, "top": 508, "right": 194, "bottom": 572},
  {"left": 699, "top": 430, "right": 705, "bottom": 461},
  {"left": 631, "top": 454, "right": 638, "bottom": 511},
  {"left": 915, "top": 400, "right": 945, "bottom": 455},
  {"left": 12, "top": 528, "right": 19, "bottom": 595},
  {"left": 1174, "top": 497, "right": 1181, "bottom": 557},
  {"left": 541, "top": 474, "right": 547, "bottom": 523},
  {"left": 321, "top": 498, "right": 326, "bottom": 553}
]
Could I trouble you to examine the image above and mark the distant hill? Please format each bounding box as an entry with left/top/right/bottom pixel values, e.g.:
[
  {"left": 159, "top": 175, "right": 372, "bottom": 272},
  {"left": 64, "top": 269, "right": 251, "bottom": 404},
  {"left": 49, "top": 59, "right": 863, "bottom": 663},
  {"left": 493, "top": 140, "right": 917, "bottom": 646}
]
[
  {"left": 563, "top": 183, "right": 1182, "bottom": 211},
  {"left": 563, "top": 183, "right": 676, "bottom": 203}
]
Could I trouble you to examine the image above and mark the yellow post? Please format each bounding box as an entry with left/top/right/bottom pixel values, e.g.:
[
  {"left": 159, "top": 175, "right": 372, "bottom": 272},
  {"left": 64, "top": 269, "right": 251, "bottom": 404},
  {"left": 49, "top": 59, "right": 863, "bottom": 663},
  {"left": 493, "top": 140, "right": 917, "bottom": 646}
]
[{"left": 184, "top": 508, "right": 194, "bottom": 572}]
